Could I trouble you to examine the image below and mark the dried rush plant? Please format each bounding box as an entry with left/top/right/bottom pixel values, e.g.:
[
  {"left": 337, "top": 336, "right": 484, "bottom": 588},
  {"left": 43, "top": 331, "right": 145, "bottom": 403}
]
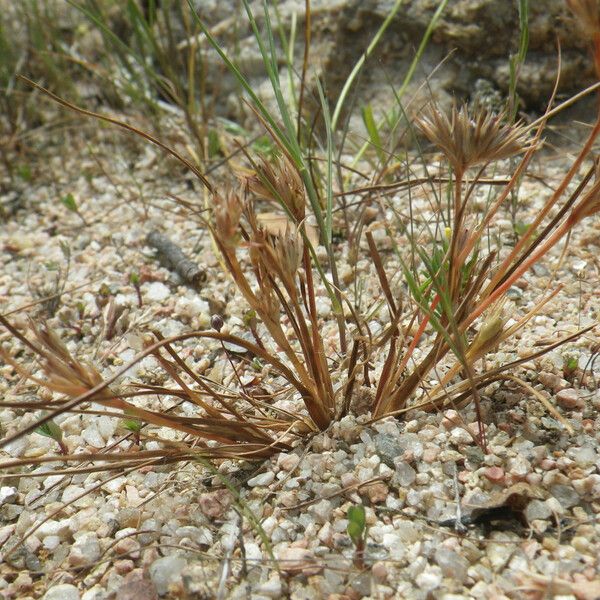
[
  {"left": 2, "top": 6, "right": 600, "bottom": 478},
  {"left": 0, "top": 94, "right": 598, "bottom": 476}
]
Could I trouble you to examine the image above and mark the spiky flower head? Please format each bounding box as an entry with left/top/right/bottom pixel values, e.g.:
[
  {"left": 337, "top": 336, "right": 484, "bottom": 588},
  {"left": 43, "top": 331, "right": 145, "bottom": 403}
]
[
  {"left": 213, "top": 190, "right": 243, "bottom": 250},
  {"left": 566, "top": 0, "right": 600, "bottom": 39},
  {"left": 271, "top": 226, "right": 303, "bottom": 277},
  {"left": 249, "top": 220, "right": 303, "bottom": 294},
  {"left": 466, "top": 311, "right": 505, "bottom": 361},
  {"left": 566, "top": 0, "right": 600, "bottom": 77},
  {"left": 245, "top": 155, "right": 306, "bottom": 221},
  {"left": 416, "top": 102, "right": 533, "bottom": 173}
]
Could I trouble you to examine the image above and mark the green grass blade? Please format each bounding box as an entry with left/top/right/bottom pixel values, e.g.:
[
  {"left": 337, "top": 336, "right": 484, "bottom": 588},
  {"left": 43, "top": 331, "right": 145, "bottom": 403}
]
[
  {"left": 361, "top": 103, "right": 385, "bottom": 163},
  {"left": 331, "top": 0, "right": 404, "bottom": 131},
  {"left": 350, "top": 0, "right": 448, "bottom": 167},
  {"left": 317, "top": 79, "right": 334, "bottom": 245},
  {"left": 397, "top": 0, "right": 449, "bottom": 100}
]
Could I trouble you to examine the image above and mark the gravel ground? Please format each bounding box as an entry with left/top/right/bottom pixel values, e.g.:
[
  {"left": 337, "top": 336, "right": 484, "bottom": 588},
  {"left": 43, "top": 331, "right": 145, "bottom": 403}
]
[{"left": 0, "top": 118, "right": 599, "bottom": 600}]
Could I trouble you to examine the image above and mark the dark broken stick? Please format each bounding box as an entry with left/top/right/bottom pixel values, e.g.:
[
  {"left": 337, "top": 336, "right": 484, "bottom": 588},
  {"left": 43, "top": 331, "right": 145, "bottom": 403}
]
[{"left": 146, "top": 230, "right": 206, "bottom": 288}]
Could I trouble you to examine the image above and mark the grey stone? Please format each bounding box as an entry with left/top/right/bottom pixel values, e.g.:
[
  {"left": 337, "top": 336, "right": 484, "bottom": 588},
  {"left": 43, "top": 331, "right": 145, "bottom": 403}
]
[
  {"left": 174, "top": 526, "right": 212, "bottom": 547},
  {"left": 309, "top": 499, "right": 334, "bottom": 524},
  {"left": 487, "top": 532, "right": 515, "bottom": 570},
  {"left": 524, "top": 499, "right": 552, "bottom": 522},
  {"left": 550, "top": 484, "right": 580, "bottom": 509},
  {"left": 394, "top": 462, "right": 417, "bottom": 487},
  {"left": 375, "top": 432, "right": 423, "bottom": 468},
  {"left": 416, "top": 565, "right": 443, "bottom": 591},
  {"left": 0, "top": 486, "right": 17, "bottom": 506},
  {"left": 81, "top": 586, "right": 108, "bottom": 600},
  {"left": 36, "top": 519, "right": 72, "bottom": 540},
  {"left": 181, "top": 564, "right": 217, "bottom": 600},
  {"left": 567, "top": 445, "right": 597, "bottom": 467},
  {"left": 375, "top": 434, "right": 403, "bottom": 467},
  {"left": 246, "top": 471, "right": 275, "bottom": 487},
  {"left": 69, "top": 533, "right": 101, "bottom": 566},
  {"left": 43, "top": 584, "right": 80, "bottom": 600},
  {"left": 395, "top": 520, "right": 421, "bottom": 544},
  {"left": 434, "top": 546, "right": 469, "bottom": 582},
  {"left": 149, "top": 555, "right": 187, "bottom": 596}
]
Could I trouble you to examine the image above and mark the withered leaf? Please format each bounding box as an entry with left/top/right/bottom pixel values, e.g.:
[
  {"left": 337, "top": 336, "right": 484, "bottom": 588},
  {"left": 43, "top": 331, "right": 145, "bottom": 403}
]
[
  {"left": 465, "top": 482, "right": 546, "bottom": 527},
  {"left": 439, "top": 482, "right": 547, "bottom": 531}
]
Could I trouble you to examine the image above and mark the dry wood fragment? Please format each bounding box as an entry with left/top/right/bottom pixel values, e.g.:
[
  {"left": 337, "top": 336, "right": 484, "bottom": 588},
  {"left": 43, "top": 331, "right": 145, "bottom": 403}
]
[{"left": 146, "top": 230, "right": 206, "bottom": 287}]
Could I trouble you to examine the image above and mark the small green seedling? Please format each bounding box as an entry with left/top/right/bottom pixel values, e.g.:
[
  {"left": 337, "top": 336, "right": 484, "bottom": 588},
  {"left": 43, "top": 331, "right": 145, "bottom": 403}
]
[
  {"left": 60, "top": 192, "right": 88, "bottom": 225},
  {"left": 35, "top": 419, "right": 67, "bottom": 455},
  {"left": 16, "top": 164, "right": 32, "bottom": 182},
  {"left": 95, "top": 282, "right": 112, "bottom": 310},
  {"left": 513, "top": 221, "right": 530, "bottom": 237},
  {"left": 129, "top": 271, "right": 143, "bottom": 307},
  {"left": 207, "top": 129, "right": 221, "bottom": 158},
  {"left": 76, "top": 301, "right": 86, "bottom": 320},
  {"left": 60, "top": 192, "right": 77, "bottom": 213},
  {"left": 361, "top": 103, "right": 385, "bottom": 165},
  {"left": 347, "top": 504, "right": 367, "bottom": 569},
  {"left": 121, "top": 417, "right": 143, "bottom": 445},
  {"left": 563, "top": 354, "right": 580, "bottom": 381}
]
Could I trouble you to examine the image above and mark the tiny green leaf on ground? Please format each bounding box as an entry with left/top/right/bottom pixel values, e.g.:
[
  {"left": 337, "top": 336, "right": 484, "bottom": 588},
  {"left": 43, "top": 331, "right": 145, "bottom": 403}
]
[
  {"left": 60, "top": 192, "right": 78, "bottom": 213},
  {"left": 35, "top": 420, "right": 63, "bottom": 443},
  {"left": 347, "top": 504, "right": 366, "bottom": 545}
]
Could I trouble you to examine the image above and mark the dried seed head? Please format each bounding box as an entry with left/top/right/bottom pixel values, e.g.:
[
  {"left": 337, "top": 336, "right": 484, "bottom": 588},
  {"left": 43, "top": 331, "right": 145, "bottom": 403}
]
[
  {"left": 31, "top": 322, "right": 107, "bottom": 399},
  {"left": 246, "top": 156, "right": 306, "bottom": 221},
  {"left": 468, "top": 312, "right": 505, "bottom": 359},
  {"left": 416, "top": 102, "right": 533, "bottom": 173},
  {"left": 213, "top": 190, "right": 243, "bottom": 249},
  {"left": 211, "top": 314, "right": 224, "bottom": 332},
  {"left": 272, "top": 226, "right": 303, "bottom": 278},
  {"left": 566, "top": 0, "right": 600, "bottom": 39},
  {"left": 256, "top": 285, "right": 281, "bottom": 317},
  {"left": 249, "top": 220, "right": 303, "bottom": 294}
]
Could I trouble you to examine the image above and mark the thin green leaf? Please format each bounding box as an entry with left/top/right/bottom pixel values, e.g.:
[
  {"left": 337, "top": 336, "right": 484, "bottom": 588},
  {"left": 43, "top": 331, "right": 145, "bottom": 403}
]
[
  {"left": 60, "top": 193, "right": 78, "bottom": 213},
  {"left": 36, "top": 420, "right": 63, "bottom": 443},
  {"left": 331, "top": 0, "right": 404, "bottom": 131},
  {"left": 347, "top": 504, "right": 366, "bottom": 545},
  {"left": 361, "top": 104, "right": 385, "bottom": 163}
]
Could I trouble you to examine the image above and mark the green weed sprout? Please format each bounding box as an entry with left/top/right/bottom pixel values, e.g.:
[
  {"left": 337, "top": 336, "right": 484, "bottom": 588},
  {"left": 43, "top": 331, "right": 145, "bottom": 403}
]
[
  {"left": 60, "top": 192, "right": 88, "bottom": 226},
  {"left": 347, "top": 504, "right": 367, "bottom": 569},
  {"left": 35, "top": 419, "right": 67, "bottom": 455},
  {"left": 121, "top": 417, "right": 143, "bottom": 445}
]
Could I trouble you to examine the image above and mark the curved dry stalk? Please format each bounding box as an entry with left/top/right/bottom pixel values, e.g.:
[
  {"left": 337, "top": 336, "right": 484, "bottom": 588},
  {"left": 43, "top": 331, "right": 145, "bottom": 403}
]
[
  {"left": 473, "top": 116, "right": 600, "bottom": 321},
  {"left": 501, "top": 374, "right": 574, "bottom": 434},
  {"left": 0, "top": 317, "right": 320, "bottom": 466},
  {"left": 375, "top": 325, "right": 595, "bottom": 418},
  {"left": 18, "top": 76, "right": 213, "bottom": 192}
]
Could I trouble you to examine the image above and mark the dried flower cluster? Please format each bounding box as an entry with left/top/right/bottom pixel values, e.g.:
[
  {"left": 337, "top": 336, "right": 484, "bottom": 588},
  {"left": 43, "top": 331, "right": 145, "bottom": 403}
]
[{"left": 416, "top": 102, "right": 533, "bottom": 173}]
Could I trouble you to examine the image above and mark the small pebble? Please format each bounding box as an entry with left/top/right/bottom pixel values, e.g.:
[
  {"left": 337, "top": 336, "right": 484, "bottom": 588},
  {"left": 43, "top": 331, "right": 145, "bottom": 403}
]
[
  {"left": 556, "top": 388, "right": 583, "bottom": 410},
  {"left": 483, "top": 466, "right": 505, "bottom": 483},
  {"left": 149, "top": 555, "right": 187, "bottom": 596},
  {"left": 278, "top": 547, "right": 321, "bottom": 576},
  {"left": 144, "top": 282, "right": 171, "bottom": 302},
  {"left": 247, "top": 472, "right": 275, "bottom": 487},
  {"left": 43, "top": 584, "right": 80, "bottom": 600}
]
